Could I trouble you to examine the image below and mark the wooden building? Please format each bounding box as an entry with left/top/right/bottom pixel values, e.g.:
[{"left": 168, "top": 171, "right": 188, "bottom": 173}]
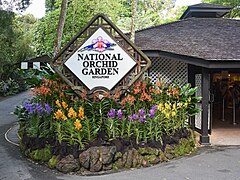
[{"left": 135, "top": 3, "right": 240, "bottom": 144}]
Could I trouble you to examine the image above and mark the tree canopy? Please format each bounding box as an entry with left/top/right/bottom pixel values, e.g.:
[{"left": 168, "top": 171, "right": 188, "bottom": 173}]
[
  {"left": 33, "top": 0, "right": 184, "bottom": 57},
  {"left": 0, "top": 0, "right": 32, "bottom": 11},
  {"left": 202, "top": 0, "right": 240, "bottom": 18},
  {"left": 0, "top": 10, "right": 36, "bottom": 79}
]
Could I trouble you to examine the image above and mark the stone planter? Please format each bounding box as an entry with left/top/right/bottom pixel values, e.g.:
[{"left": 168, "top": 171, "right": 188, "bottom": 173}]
[{"left": 19, "top": 130, "right": 196, "bottom": 175}]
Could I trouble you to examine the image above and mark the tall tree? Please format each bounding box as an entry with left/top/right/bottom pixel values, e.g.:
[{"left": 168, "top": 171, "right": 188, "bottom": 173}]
[
  {"left": 202, "top": 0, "right": 240, "bottom": 18},
  {"left": 130, "top": 0, "right": 136, "bottom": 43},
  {"left": 54, "top": 0, "right": 68, "bottom": 57}
]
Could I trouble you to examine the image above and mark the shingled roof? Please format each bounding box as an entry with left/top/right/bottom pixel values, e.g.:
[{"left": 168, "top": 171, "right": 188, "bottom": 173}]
[
  {"left": 135, "top": 18, "right": 240, "bottom": 61},
  {"left": 180, "top": 3, "right": 232, "bottom": 19},
  {"left": 24, "top": 54, "right": 51, "bottom": 63},
  {"left": 189, "top": 3, "right": 232, "bottom": 9}
]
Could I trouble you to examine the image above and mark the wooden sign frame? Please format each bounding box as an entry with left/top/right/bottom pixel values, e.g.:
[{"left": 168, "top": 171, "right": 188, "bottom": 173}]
[{"left": 52, "top": 14, "right": 151, "bottom": 98}]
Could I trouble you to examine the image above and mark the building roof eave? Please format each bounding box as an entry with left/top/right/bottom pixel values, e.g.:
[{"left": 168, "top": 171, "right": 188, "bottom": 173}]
[
  {"left": 180, "top": 8, "right": 231, "bottom": 19},
  {"left": 143, "top": 50, "right": 240, "bottom": 69},
  {"left": 180, "top": 3, "right": 233, "bottom": 19}
]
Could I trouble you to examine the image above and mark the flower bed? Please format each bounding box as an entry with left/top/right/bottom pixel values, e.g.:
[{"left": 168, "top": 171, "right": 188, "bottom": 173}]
[{"left": 15, "top": 74, "right": 201, "bottom": 174}]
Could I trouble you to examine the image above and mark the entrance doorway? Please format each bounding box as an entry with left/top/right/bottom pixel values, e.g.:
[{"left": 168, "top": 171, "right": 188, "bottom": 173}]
[{"left": 211, "top": 72, "right": 240, "bottom": 145}]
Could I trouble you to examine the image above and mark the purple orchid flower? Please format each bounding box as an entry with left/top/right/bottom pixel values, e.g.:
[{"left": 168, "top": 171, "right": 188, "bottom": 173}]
[
  {"left": 148, "top": 105, "right": 158, "bottom": 118},
  {"left": 132, "top": 114, "right": 139, "bottom": 121},
  {"left": 139, "top": 115, "right": 147, "bottom": 123},
  {"left": 35, "top": 103, "right": 44, "bottom": 115},
  {"left": 128, "top": 115, "right": 133, "bottom": 122},
  {"left": 139, "top": 109, "right": 145, "bottom": 117},
  {"left": 117, "top": 109, "right": 123, "bottom": 120},
  {"left": 152, "top": 105, "right": 158, "bottom": 111},
  {"left": 24, "top": 103, "right": 35, "bottom": 114},
  {"left": 107, "top": 109, "right": 116, "bottom": 119},
  {"left": 44, "top": 103, "right": 52, "bottom": 115},
  {"left": 148, "top": 109, "right": 155, "bottom": 118}
]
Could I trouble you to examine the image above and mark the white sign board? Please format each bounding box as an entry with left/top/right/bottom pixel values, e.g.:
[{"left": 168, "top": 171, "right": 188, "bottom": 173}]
[
  {"left": 21, "top": 62, "right": 28, "bottom": 69},
  {"left": 33, "top": 62, "right": 41, "bottom": 70},
  {"left": 64, "top": 28, "right": 136, "bottom": 90}
]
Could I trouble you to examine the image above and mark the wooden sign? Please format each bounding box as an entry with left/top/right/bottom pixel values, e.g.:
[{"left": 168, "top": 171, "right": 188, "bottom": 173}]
[{"left": 52, "top": 14, "right": 151, "bottom": 98}]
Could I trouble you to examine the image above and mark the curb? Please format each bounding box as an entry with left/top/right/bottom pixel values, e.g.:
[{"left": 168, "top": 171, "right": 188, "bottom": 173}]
[{"left": 5, "top": 124, "right": 20, "bottom": 147}]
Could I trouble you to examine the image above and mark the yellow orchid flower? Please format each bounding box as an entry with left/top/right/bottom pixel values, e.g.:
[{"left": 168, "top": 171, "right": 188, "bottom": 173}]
[
  {"left": 78, "top": 107, "right": 84, "bottom": 120},
  {"left": 165, "top": 113, "right": 170, "bottom": 119},
  {"left": 158, "top": 103, "right": 164, "bottom": 111},
  {"left": 165, "top": 103, "right": 171, "bottom": 110},
  {"left": 178, "top": 102, "right": 183, "bottom": 108},
  {"left": 62, "top": 115, "right": 67, "bottom": 121},
  {"left": 55, "top": 99, "right": 61, "bottom": 108},
  {"left": 173, "top": 103, "right": 176, "bottom": 110},
  {"left": 171, "top": 111, "right": 176, "bottom": 117},
  {"left": 74, "top": 119, "right": 82, "bottom": 130},
  {"left": 68, "top": 107, "right": 77, "bottom": 118},
  {"left": 54, "top": 109, "right": 64, "bottom": 120},
  {"left": 62, "top": 101, "right": 68, "bottom": 109}
]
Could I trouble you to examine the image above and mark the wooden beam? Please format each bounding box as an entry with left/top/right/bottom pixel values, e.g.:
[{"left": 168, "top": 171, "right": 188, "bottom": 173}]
[{"left": 200, "top": 67, "right": 210, "bottom": 145}]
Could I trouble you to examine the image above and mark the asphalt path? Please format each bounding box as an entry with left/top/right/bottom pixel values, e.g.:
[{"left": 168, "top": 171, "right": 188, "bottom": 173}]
[
  {"left": 0, "top": 91, "right": 240, "bottom": 180},
  {"left": 0, "top": 91, "right": 60, "bottom": 180}
]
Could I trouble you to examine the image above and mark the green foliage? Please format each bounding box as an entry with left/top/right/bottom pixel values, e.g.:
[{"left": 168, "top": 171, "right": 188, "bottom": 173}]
[
  {"left": 29, "top": 145, "right": 52, "bottom": 162},
  {"left": 48, "top": 155, "right": 60, "bottom": 169},
  {"left": 0, "top": 78, "right": 20, "bottom": 96},
  {"left": 0, "top": 11, "right": 37, "bottom": 97},
  {"left": 46, "top": 0, "right": 57, "bottom": 12},
  {"left": 0, "top": 10, "right": 16, "bottom": 77},
  {"left": 0, "top": 68, "right": 49, "bottom": 96},
  {"left": 33, "top": 0, "right": 129, "bottom": 56},
  {"left": 173, "top": 135, "right": 196, "bottom": 157},
  {"left": 0, "top": 12, "right": 36, "bottom": 79},
  {"left": 33, "top": 0, "right": 185, "bottom": 56},
  {"left": 0, "top": 0, "right": 31, "bottom": 12},
  {"left": 202, "top": 0, "right": 240, "bottom": 18},
  {"left": 118, "top": 0, "right": 186, "bottom": 32},
  {"left": 83, "top": 99, "right": 113, "bottom": 141},
  {"left": 13, "top": 14, "right": 36, "bottom": 61}
]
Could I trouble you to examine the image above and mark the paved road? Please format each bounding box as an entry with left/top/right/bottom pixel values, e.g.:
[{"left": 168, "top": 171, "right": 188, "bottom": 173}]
[
  {"left": 0, "top": 91, "right": 60, "bottom": 180},
  {"left": 0, "top": 91, "right": 240, "bottom": 180}
]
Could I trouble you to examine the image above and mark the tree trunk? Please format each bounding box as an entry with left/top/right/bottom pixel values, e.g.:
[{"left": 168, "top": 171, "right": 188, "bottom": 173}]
[
  {"left": 53, "top": 0, "right": 68, "bottom": 57},
  {"left": 130, "top": 0, "right": 136, "bottom": 43}
]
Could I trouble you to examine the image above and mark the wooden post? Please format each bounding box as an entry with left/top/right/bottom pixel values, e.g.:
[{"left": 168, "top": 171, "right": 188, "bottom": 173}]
[{"left": 200, "top": 67, "right": 210, "bottom": 145}]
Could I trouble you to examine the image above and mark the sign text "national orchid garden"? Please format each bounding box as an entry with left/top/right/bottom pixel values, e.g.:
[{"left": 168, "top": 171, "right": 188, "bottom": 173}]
[{"left": 77, "top": 53, "right": 123, "bottom": 78}]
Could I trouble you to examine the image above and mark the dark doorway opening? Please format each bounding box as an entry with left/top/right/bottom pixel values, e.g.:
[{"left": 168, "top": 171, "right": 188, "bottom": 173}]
[
  {"left": 212, "top": 72, "right": 240, "bottom": 127},
  {"left": 211, "top": 71, "right": 240, "bottom": 145}
]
